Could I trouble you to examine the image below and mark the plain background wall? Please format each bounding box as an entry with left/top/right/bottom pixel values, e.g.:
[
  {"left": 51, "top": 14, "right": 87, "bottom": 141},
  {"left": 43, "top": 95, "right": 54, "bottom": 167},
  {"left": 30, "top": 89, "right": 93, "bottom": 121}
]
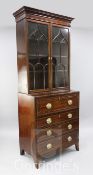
[
  {"left": 0, "top": 1, "right": 93, "bottom": 174},
  {"left": 71, "top": 28, "right": 93, "bottom": 122}
]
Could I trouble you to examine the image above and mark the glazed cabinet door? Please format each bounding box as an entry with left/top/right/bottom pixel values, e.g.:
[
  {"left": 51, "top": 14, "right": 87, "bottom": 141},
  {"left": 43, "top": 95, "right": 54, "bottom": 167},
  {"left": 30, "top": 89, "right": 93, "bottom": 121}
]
[
  {"left": 28, "top": 22, "right": 49, "bottom": 91},
  {"left": 27, "top": 22, "right": 70, "bottom": 92},
  {"left": 51, "top": 26, "right": 69, "bottom": 89}
]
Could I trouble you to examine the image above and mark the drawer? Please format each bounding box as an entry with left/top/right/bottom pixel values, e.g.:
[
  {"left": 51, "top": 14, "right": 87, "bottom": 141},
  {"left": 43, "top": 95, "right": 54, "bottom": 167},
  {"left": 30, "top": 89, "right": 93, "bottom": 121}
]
[
  {"left": 37, "top": 136, "right": 62, "bottom": 156},
  {"left": 62, "top": 118, "right": 79, "bottom": 134},
  {"left": 36, "top": 109, "right": 79, "bottom": 128},
  {"left": 36, "top": 93, "right": 79, "bottom": 116},
  {"left": 36, "top": 119, "right": 79, "bottom": 143},
  {"left": 62, "top": 130, "right": 79, "bottom": 149},
  {"left": 37, "top": 130, "right": 78, "bottom": 157},
  {"left": 36, "top": 127, "right": 62, "bottom": 143}
]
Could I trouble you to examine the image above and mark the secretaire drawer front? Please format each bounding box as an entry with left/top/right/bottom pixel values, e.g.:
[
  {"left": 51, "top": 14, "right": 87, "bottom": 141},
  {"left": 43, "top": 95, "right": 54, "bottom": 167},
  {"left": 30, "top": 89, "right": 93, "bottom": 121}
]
[
  {"left": 37, "top": 109, "right": 79, "bottom": 128},
  {"left": 36, "top": 93, "right": 79, "bottom": 116}
]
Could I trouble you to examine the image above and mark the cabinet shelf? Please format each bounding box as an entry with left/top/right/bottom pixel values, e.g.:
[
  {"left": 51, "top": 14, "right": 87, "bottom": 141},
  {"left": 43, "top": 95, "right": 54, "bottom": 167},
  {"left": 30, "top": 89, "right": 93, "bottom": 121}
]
[
  {"left": 28, "top": 54, "right": 48, "bottom": 57},
  {"left": 29, "top": 70, "right": 48, "bottom": 73},
  {"left": 52, "top": 41, "right": 67, "bottom": 44},
  {"left": 28, "top": 54, "right": 68, "bottom": 58},
  {"left": 52, "top": 55, "right": 68, "bottom": 58}
]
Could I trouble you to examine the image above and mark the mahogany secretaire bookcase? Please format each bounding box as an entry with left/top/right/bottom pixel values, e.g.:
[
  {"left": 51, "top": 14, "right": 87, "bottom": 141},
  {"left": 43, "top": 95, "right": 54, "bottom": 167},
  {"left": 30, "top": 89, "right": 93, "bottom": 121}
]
[{"left": 13, "top": 6, "right": 79, "bottom": 169}]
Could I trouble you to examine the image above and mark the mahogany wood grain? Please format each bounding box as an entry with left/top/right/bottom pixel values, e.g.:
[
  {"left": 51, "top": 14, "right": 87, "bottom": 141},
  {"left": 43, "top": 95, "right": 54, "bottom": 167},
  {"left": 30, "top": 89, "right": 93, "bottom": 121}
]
[
  {"left": 36, "top": 118, "right": 79, "bottom": 143},
  {"left": 18, "top": 93, "right": 36, "bottom": 155},
  {"left": 13, "top": 6, "right": 79, "bottom": 169},
  {"left": 13, "top": 6, "right": 74, "bottom": 25},
  {"left": 36, "top": 109, "right": 79, "bottom": 128},
  {"left": 37, "top": 130, "right": 79, "bottom": 157}
]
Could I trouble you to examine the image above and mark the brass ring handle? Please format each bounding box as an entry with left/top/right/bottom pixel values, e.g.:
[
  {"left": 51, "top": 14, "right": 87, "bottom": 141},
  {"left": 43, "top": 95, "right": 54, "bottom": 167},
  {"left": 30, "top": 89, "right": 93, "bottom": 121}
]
[
  {"left": 68, "top": 100, "right": 73, "bottom": 105},
  {"left": 67, "top": 136, "right": 72, "bottom": 142},
  {"left": 68, "top": 113, "right": 72, "bottom": 118},
  {"left": 46, "top": 118, "right": 52, "bottom": 124},
  {"left": 46, "top": 103, "right": 52, "bottom": 109},
  {"left": 47, "top": 143, "right": 52, "bottom": 149},
  {"left": 68, "top": 124, "right": 72, "bottom": 130},
  {"left": 47, "top": 130, "right": 52, "bottom": 136}
]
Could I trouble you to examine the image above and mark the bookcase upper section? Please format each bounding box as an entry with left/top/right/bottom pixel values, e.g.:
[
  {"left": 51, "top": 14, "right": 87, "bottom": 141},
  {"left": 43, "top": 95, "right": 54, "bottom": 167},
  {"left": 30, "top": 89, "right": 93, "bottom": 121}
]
[{"left": 13, "top": 6, "right": 74, "bottom": 94}]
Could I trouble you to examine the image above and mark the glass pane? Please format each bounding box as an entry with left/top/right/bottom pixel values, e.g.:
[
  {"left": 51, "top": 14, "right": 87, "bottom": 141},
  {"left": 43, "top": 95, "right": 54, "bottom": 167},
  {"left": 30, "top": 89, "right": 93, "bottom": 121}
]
[
  {"left": 52, "top": 26, "right": 69, "bottom": 88},
  {"left": 28, "top": 22, "right": 48, "bottom": 90}
]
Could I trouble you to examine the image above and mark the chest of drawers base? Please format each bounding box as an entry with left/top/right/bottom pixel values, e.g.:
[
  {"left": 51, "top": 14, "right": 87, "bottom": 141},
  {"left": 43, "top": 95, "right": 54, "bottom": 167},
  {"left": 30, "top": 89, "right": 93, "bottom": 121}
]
[{"left": 18, "top": 91, "right": 79, "bottom": 169}]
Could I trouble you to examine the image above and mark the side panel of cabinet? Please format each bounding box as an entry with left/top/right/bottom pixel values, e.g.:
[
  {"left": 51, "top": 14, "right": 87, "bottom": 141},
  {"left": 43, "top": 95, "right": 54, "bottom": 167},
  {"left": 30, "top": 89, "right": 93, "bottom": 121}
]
[
  {"left": 16, "top": 19, "right": 27, "bottom": 54},
  {"left": 16, "top": 19, "right": 29, "bottom": 93},
  {"left": 18, "top": 93, "right": 36, "bottom": 155}
]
